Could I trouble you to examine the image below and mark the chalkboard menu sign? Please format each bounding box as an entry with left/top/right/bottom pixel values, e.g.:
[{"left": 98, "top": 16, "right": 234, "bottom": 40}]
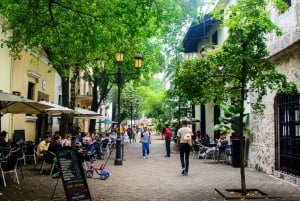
[{"left": 56, "top": 147, "right": 91, "bottom": 201}]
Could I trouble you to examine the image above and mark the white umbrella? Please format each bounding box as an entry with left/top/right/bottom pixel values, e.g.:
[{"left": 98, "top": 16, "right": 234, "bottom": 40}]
[
  {"left": 74, "top": 107, "right": 103, "bottom": 119},
  {"left": 0, "top": 91, "right": 51, "bottom": 114},
  {"left": 0, "top": 91, "right": 53, "bottom": 131},
  {"left": 38, "top": 101, "right": 74, "bottom": 115},
  {"left": 38, "top": 101, "right": 74, "bottom": 137}
]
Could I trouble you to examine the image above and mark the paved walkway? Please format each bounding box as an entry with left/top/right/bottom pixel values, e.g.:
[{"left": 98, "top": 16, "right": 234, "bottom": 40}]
[{"left": 0, "top": 134, "right": 300, "bottom": 201}]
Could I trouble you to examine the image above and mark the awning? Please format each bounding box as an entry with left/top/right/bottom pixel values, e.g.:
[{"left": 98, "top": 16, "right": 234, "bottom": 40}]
[{"left": 183, "top": 14, "right": 219, "bottom": 53}]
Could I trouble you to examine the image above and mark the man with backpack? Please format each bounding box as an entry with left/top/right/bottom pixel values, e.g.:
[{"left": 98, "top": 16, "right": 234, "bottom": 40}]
[{"left": 163, "top": 124, "right": 172, "bottom": 157}]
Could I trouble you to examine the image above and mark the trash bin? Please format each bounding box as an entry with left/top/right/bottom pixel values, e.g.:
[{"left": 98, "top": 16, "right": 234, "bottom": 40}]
[{"left": 230, "top": 136, "right": 245, "bottom": 168}]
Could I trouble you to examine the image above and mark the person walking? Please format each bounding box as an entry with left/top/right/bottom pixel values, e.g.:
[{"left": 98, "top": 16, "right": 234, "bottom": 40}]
[
  {"left": 127, "top": 125, "right": 133, "bottom": 144},
  {"left": 177, "top": 120, "right": 193, "bottom": 176},
  {"left": 162, "top": 124, "right": 172, "bottom": 157},
  {"left": 140, "top": 126, "right": 151, "bottom": 159},
  {"left": 132, "top": 126, "right": 137, "bottom": 143}
]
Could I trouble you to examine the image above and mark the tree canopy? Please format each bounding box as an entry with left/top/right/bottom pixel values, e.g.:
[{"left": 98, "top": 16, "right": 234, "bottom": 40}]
[{"left": 0, "top": 0, "right": 200, "bottom": 133}]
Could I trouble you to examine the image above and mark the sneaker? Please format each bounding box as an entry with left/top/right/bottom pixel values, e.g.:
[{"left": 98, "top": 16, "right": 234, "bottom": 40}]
[
  {"left": 184, "top": 171, "right": 188, "bottom": 176},
  {"left": 142, "top": 156, "right": 146, "bottom": 159},
  {"left": 181, "top": 168, "right": 185, "bottom": 175}
]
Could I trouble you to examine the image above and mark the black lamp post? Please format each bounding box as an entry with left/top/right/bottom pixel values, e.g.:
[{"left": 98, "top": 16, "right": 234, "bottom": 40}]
[{"left": 114, "top": 53, "right": 143, "bottom": 165}]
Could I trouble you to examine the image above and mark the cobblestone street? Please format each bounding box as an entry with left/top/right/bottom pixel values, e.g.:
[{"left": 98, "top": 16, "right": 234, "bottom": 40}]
[{"left": 0, "top": 134, "right": 299, "bottom": 201}]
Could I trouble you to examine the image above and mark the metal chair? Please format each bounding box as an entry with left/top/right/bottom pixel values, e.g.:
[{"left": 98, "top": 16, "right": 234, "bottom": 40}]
[
  {"left": 40, "top": 151, "right": 56, "bottom": 175},
  {"left": 213, "top": 143, "right": 230, "bottom": 163},
  {"left": 10, "top": 146, "right": 25, "bottom": 178},
  {"left": 224, "top": 145, "right": 232, "bottom": 164},
  {"left": 23, "top": 141, "right": 37, "bottom": 165},
  {"left": 101, "top": 138, "right": 110, "bottom": 159},
  {"left": 192, "top": 143, "right": 206, "bottom": 159},
  {"left": 1, "top": 147, "right": 11, "bottom": 159},
  {"left": 204, "top": 145, "right": 218, "bottom": 160},
  {"left": 0, "top": 154, "right": 20, "bottom": 187}
]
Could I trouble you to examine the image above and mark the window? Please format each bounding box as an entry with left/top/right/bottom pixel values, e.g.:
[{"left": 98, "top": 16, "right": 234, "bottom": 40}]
[
  {"left": 26, "top": 82, "right": 35, "bottom": 118},
  {"left": 58, "top": 95, "right": 62, "bottom": 105},
  {"left": 27, "top": 82, "right": 35, "bottom": 100},
  {"left": 275, "top": 93, "right": 300, "bottom": 176}
]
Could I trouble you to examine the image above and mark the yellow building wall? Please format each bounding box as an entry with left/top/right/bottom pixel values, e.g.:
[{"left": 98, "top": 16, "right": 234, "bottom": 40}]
[
  {"left": 0, "top": 17, "right": 13, "bottom": 137},
  {"left": 10, "top": 49, "right": 56, "bottom": 142}
]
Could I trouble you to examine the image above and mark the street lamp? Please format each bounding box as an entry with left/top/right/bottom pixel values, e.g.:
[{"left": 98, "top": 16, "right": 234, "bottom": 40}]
[{"left": 114, "top": 53, "right": 143, "bottom": 165}]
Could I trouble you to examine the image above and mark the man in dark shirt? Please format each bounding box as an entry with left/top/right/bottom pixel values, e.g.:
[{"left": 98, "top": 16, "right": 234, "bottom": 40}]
[
  {"left": 47, "top": 135, "right": 62, "bottom": 178},
  {"left": 48, "top": 135, "right": 62, "bottom": 154}
]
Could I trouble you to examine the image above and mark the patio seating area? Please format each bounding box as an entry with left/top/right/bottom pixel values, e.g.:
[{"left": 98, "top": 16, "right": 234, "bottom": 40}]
[{"left": 192, "top": 142, "right": 232, "bottom": 164}]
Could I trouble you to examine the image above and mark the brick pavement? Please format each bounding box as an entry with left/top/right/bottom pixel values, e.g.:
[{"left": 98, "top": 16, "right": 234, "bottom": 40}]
[{"left": 0, "top": 134, "right": 299, "bottom": 201}]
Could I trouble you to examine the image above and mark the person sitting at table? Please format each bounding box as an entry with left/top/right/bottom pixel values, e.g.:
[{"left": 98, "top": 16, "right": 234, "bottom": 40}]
[
  {"left": 37, "top": 134, "right": 52, "bottom": 158},
  {"left": 82, "top": 136, "right": 97, "bottom": 162},
  {"left": 51, "top": 130, "right": 61, "bottom": 141},
  {"left": 81, "top": 132, "right": 90, "bottom": 150},
  {"left": 61, "top": 133, "right": 72, "bottom": 147},
  {"left": 201, "top": 133, "right": 210, "bottom": 144},
  {"left": 47, "top": 135, "right": 62, "bottom": 178},
  {"left": 48, "top": 135, "right": 62, "bottom": 154},
  {"left": 0, "top": 131, "right": 10, "bottom": 147},
  {"left": 217, "top": 135, "right": 228, "bottom": 157}
]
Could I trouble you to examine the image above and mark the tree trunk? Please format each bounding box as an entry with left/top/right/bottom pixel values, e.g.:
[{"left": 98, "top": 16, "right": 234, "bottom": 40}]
[
  {"left": 240, "top": 65, "right": 246, "bottom": 195},
  {"left": 70, "top": 69, "right": 79, "bottom": 110},
  {"left": 60, "top": 77, "right": 70, "bottom": 136},
  {"left": 89, "top": 78, "right": 99, "bottom": 133},
  {"left": 69, "top": 69, "right": 79, "bottom": 135}
]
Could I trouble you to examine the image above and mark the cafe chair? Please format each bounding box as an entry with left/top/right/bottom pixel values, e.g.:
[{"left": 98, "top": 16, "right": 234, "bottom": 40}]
[
  {"left": 224, "top": 145, "right": 232, "bottom": 164},
  {"left": 1, "top": 147, "right": 11, "bottom": 159},
  {"left": 0, "top": 154, "right": 20, "bottom": 187},
  {"left": 10, "top": 146, "right": 25, "bottom": 178},
  {"left": 192, "top": 142, "right": 207, "bottom": 159},
  {"left": 101, "top": 139, "right": 110, "bottom": 158},
  {"left": 40, "top": 151, "right": 57, "bottom": 175},
  {"left": 23, "top": 141, "right": 37, "bottom": 165},
  {"left": 214, "top": 144, "right": 230, "bottom": 164},
  {"left": 204, "top": 146, "right": 217, "bottom": 160}
]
